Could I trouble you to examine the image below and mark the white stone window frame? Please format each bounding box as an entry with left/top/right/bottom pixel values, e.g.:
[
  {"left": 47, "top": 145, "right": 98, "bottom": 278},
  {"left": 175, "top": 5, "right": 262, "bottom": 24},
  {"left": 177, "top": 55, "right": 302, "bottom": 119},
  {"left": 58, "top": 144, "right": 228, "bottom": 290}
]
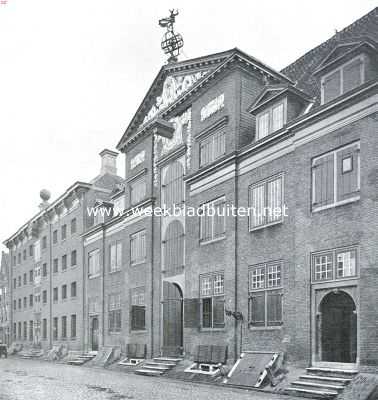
[
  {"left": 256, "top": 98, "right": 287, "bottom": 141},
  {"left": 311, "top": 141, "right": 360, "bottom": 213},
  {"left": 320, "top": 55, "right": 365, "bottom": 105},
  {"left": 311, "top": 246, "right": 359, "bottom": 283}
]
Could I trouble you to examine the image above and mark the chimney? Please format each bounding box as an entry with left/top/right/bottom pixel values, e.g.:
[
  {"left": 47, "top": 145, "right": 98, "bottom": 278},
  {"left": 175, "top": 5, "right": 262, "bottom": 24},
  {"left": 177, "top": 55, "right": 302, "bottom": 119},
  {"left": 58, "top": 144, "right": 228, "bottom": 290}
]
[{"left": 99, "top": 149, "right": 118, "bottom": 175}]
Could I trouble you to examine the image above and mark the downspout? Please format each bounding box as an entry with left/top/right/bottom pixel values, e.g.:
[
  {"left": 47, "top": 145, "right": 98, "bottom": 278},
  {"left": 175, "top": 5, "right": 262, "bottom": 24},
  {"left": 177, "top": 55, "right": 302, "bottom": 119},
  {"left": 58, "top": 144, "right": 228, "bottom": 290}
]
[
  {"left": 150, "top": 134, "right": 155, "bottom": 358},
  {"left": 101, "top": 225, "right": 106, "bottom": 348},
  {"left": 49, "top": 221, "right": 53, "bottom": 349},
  {"left": 82, "top": 193, "right": 87, "bottom": 352}
]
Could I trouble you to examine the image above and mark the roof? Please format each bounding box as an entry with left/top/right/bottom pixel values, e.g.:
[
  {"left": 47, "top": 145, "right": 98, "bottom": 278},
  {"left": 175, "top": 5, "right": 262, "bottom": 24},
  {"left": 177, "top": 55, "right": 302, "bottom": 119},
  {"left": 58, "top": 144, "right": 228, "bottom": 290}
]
[{"left": 281, "top": 7, "right": 378, "bottom": 105}]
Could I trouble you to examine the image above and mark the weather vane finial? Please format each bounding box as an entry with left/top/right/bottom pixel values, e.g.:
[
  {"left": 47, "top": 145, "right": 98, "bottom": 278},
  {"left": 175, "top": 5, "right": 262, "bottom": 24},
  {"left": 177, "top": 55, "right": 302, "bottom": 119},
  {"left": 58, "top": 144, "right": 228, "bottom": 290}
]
[{"left": 159, "top": 9, "right": 184, "bottom": 63}]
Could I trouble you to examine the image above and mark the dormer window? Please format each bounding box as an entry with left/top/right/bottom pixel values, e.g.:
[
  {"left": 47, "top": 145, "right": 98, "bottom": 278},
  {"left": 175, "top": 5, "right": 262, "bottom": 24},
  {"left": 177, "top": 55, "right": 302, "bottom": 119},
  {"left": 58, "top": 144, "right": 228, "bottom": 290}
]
[
  {"left": 321, "top": 56, "right": 364, "bottom": 104},
  {"left": 256, "top": 100, "right": 286, "bottom": 140}
]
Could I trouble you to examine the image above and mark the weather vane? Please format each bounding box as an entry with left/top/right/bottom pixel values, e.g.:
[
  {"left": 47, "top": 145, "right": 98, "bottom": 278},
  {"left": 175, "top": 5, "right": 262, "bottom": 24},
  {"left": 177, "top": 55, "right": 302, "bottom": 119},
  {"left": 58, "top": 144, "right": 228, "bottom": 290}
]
[{"left": 159, "top": 9, "right": 184, "bottom": 63}]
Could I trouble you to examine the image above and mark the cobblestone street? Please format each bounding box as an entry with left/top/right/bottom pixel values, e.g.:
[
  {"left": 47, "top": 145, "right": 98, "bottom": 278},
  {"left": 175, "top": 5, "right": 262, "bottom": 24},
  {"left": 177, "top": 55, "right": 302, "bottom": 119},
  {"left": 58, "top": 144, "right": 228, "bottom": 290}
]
[{"left": 0, "top": 358, "right": 303, "bottom": 400}]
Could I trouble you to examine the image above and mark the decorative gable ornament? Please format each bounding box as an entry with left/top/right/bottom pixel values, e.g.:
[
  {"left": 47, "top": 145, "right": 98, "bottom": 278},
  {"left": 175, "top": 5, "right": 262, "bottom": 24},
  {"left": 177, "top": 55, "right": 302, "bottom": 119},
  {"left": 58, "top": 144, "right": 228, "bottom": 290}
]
[{"left": 141, "top": 72, "right": 208, "bottom": 127}]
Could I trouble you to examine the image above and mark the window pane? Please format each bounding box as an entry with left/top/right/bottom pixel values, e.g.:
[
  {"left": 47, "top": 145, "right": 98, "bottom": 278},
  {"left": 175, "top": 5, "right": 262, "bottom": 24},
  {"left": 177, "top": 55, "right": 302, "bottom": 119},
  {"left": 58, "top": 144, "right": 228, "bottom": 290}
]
[
  {"left": 343, "top": 59, "right": 362, "bottom": 93},
  {"left": 201, "top": 276, "right": 212, "bottom": 296},
  {"left": 267, "top": 264, "right": 281, "bottom": 288},
  {"left": 250, "top": 184, "right": 265, "bottom": 228},
  {"left": 272, "top": 103, "right": 284, "bottom": 132},
  {"left": 323, "top": 70, "right": 341, "bottom": 103},
  {"left": 267, "top": 177, "right": 282, "bottom": 224},
  {"left": 337, "top": 250, "right": 356, "bottom": 278},
  {"left": 257, "top": 111, "right": 270, "bottom": 139},
  {"left": 250, "top": 267, "right": 265, "bottom": 290},
  {"left": 267, "top": 291, "right": 282, "bottom": 326},
  {"left": 314, "top": 254, "right": 333, "bottom": 280},
  {"left": 213, "top": 274, "right": 224, "bottom": 295}
]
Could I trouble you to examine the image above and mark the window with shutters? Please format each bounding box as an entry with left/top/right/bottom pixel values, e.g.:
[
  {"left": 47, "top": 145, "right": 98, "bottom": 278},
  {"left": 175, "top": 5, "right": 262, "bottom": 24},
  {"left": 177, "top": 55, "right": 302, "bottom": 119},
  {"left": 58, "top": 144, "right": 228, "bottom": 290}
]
[
  {"left": 321, "top": 56, "right": 364, "bottom": 104},
  {"left": 109, "top": 241, "right": 122, "bottom": 272},
  {"left": 249, "top": 174, "right": 284, "bottom": 230},
  {"left": 312, "top": 246, "right": 358, "bottom": 282},
  {"left": 248, "top": 262, "right": 283, "bottom": 327},
  {"left": 200, "top": 196, "right": 226, "bottom": 244},
  {"left": 256, "top": 100, "right": 286, "bottom": 140},
  {"left": 162, "top": 161, "right": 185, "bottom": 209},
  {"left": 199, "top": 129, "right": 226, "bottom": 167},
  {"left": 312, "top": 142, "right": 360, "bottom": 212},
  {"left": 130, "top": 176, "right": 146, "bottom": 205},
  {"left": 108, "top": 293, "right": 121, "bottom": 333},
  {"left": 88, "top": 249, "right": 100, "bottom": 277},
  {"left": 131, "top": 287, "right": 146, "bottom": 331},
  {"left": 200, "top": 272, "right": 225, "bottom": 329},
  {"left": 163, "top": 220, "right": 184, "bottom": 273},
  {"left": 130, "top": 231, "right": 146, "bottom": 265}
]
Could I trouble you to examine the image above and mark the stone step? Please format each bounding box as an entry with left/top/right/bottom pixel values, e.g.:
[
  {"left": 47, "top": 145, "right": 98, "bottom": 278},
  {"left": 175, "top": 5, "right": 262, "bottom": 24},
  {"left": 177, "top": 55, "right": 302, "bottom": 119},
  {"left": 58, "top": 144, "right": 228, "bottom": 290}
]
[
  {"left": 300, "top": 374, "right": 352, "bottom": 384},
  {"left": 292, "top": 380, "right": 345, "bottom": 391},
  {"left": 285, "top": 387, "right": 338, "bottom": 399},
  {"left": 153, "top": 357, "right": 182, "bottom": 363},
  {"left": 135, "top": 369, "right": 164, "bottom": 376},
  {"left": 306, "top": 367, "right": 358, "bottom": 376},
  {"left": 143, "top": 364, "right": 171, "bottom": 371},
  {"left": 146, "top": 361, "right": 176, "bottom": 368}
]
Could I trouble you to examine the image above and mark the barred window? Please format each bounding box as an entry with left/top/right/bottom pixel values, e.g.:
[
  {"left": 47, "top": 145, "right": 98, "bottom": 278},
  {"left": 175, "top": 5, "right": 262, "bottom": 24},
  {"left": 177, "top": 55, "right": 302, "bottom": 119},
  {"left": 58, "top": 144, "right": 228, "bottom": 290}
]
[
  {"left": 163, "top": 220, "right": 184, "bottom": 273},
  {"left": 108, "top": 293, "right": 121, "bottom": 333},
  {"left": 249, "top": 175, "right": 283, "bottom": 230},
  {"left": 248, "top": 262, "right": 283, "bottom": 327},
  {"left": 200, "top": 272, "right": 225, "bottom": 329},
  {"left": 199, "top": 129, "right": 226, "bottom": 167},
  {"left": 162, "top": 161, "right": 185, "bottom": 210},
  {"left": 88, "top": 249, "right": 100, "bottom": 277},
  {"left": 130, "top": 176, "right": 146, "bottom": 205},
  {"left": 131, "top": 287, "right": 145, "bottom": 331},
  {"left": 109, "top": 241, "right": 122, "bottom": 272},
  {"left": 130, "top": 231, "right": 146, "bottom": 265},
  {"left": 200, "top": 197, "right": 226, "bottom": 243}
]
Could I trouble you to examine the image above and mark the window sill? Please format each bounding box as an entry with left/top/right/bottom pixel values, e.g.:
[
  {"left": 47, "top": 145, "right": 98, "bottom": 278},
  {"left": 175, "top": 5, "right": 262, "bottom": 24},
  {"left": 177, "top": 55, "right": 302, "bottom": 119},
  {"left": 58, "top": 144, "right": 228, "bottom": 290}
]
[
  {"left": 200, "top": 236, "right": 226, "bottom": 246},
  {"left": 130, "top": 261, "right": 146, "bottom": 268},
  {"left": 88, "top": 274, "right": 101, "bottom": 280},
  {"left": 200, "top": 327, "right": 226, "bottom": 332},
  {"left": 249, "top": 325, "right": 283, "bottom": 331},
  {"left": 109, "top": 331, "right": 122, "bottom": 335},
  {"left": 61, "top": 269, "right": 68, "bottom": 274},
  {"left": 130, "top": 329, "right": 147, "bottom": 334},
  {"left": 249, "top": 219, "right": 283, "bottom": 232},
  {"left": 312, "top": 196, "right": 360, "bottom": 213},
  {"left": 109, "top": 269, "right": 121, "bottom": 275},
  {"left": 71, "top": 296, "right": 77, "bottom": 300},
  {"left": 71, "top": 264, "right": 77, "bottom": 269}
]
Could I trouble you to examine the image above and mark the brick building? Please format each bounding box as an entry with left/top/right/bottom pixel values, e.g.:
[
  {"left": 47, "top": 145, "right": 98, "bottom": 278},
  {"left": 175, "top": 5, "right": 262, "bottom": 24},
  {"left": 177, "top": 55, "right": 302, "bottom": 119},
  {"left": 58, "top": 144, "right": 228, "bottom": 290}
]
[
  {"left": 3, "top": 150, "right": 122, "bottom": 351},
  {"left": 0, "top": 251, "right": 10, "bottom": 345},
  {"left": 3, "top": 7, "right": 378, "bottom": 373}
]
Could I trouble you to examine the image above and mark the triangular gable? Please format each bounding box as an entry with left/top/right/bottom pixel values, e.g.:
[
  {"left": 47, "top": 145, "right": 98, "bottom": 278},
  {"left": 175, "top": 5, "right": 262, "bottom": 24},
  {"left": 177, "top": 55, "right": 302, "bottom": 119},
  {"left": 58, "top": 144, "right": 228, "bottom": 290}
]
[
  {"left": 314, "top": 36, "right": 378, "bottom": 74},
  {"left": 248, "top": 85, "right": 288, "bottom": 111}
]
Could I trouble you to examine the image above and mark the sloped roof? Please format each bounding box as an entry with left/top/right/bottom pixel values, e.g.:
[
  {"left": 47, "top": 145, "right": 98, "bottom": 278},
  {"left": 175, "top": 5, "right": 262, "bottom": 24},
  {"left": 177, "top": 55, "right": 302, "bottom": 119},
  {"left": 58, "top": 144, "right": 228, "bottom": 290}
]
[{"left": 281, "top": 7, "right": 378, "bottom": 105}]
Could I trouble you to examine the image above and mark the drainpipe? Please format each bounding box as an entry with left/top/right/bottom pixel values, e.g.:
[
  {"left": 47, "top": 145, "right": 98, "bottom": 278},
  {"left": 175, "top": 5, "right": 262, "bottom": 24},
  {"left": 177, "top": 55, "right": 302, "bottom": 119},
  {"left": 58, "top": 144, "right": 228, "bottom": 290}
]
[
  {"left": 82, "top": 193, "right": 87, "bottom": 352},
  {"left": 150, "top": 134, "right": 155, "bottom": 358},
  {"left": 101, "top": 226, "right": 106, "bottom": 349},
  {"left": 49, "top": 222, "right": 53, "bottom": 349}
]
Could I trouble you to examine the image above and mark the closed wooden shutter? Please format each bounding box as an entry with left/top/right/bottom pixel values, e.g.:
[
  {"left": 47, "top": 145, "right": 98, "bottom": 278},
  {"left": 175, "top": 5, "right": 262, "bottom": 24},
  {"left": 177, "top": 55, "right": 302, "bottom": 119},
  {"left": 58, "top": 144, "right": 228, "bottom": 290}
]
[
  {"left": 213, "top": 296, "right": 225, "bottom": 328},
  {"left": 249, "top": 183, "right": 265, "bottom": 228},
  {"left": 202, "top": 298, "right": 212, "bottom": 328},
  {"left": 343, "top": 59, "right": 362, "bottom": 93},
  {"left": 163, "top": 220, "right": 184, "bottom": 273},
  {"left": 312, "top": 154, "right": 334, "bottom": 207},
  {"left": 184, "top": 298, "right": 200, "bottom": 328},
  {"left": 249, "top": 293, "right": 265, "bottom": 326},
  {"left": 337, "top": 144, "right": 360, "bottom": 202},
  {"left": 267, "top": 291, "right": 282, "bottom": 326},
  {"left": 267, "top": 176, "right": 282, "bottom": 224},
  {"left": 323, "top": 70, "right": 341, "bottom": 103}
]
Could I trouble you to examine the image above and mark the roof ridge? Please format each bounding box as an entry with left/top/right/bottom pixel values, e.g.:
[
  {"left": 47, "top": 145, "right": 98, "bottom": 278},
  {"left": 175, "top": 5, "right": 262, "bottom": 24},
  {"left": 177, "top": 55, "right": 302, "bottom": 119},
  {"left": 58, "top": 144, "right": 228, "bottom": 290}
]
[{"left": 281, "top": 7, "right": 378, "bottom": 75}]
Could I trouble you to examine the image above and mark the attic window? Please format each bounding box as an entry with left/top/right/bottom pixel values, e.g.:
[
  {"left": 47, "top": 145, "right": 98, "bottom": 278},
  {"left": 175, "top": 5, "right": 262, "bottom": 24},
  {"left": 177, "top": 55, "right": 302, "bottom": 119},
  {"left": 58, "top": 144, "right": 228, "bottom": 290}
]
[
  {"left": 256, "top": 100, "right": 286, "bottom": 141},
  {"left": 321, "top": 56, "right": 364, "bottom": 104}
]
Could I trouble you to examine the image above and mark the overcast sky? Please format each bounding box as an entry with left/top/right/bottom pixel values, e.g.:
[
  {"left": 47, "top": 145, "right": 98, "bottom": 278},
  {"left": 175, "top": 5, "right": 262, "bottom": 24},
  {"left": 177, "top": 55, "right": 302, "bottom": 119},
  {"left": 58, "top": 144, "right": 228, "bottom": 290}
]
[{"left": 0, "top": 0, "right": 376, "bottom": 250}]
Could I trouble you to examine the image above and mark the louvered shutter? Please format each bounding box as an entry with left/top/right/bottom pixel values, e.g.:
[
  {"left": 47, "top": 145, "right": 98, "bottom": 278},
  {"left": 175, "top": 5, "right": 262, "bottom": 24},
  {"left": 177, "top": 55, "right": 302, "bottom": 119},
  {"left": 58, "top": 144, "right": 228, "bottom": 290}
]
[
  {"left": 213, "top": 296, "right": 225, "bottom": 328},
  {"left": 267, "top": 291, "right": 282, "bottom": 326},
  {"left": 312, "top": 154, "right": 334, "bottom": 207},
  {"left": 323, "top": 70, "right": 341, "bottom": 103},
  {"left": 343, "top": 59, "right": 362, "bottom": 93},
  {"left": 249, "top": 293, "right": 265, "bottom": 326},
  {"left": 337, "top": 144, "right": 360, "bottom": 202},
  {"left": 184, "top": 298, "right": 200, "bottom": 328}
]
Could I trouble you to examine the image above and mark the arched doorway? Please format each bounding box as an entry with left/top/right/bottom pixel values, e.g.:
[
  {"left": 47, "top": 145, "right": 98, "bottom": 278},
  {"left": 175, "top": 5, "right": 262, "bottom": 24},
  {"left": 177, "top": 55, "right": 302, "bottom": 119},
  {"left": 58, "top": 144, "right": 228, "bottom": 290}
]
[
  {"left": 91, "top": 317, "right": 99, "bottom": 351},
  {"left": 319, "top": 291, "right": 357, "bottom": 363},
  {"left": 162, "top": 281, "right": 183, "bottom": 357}
]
